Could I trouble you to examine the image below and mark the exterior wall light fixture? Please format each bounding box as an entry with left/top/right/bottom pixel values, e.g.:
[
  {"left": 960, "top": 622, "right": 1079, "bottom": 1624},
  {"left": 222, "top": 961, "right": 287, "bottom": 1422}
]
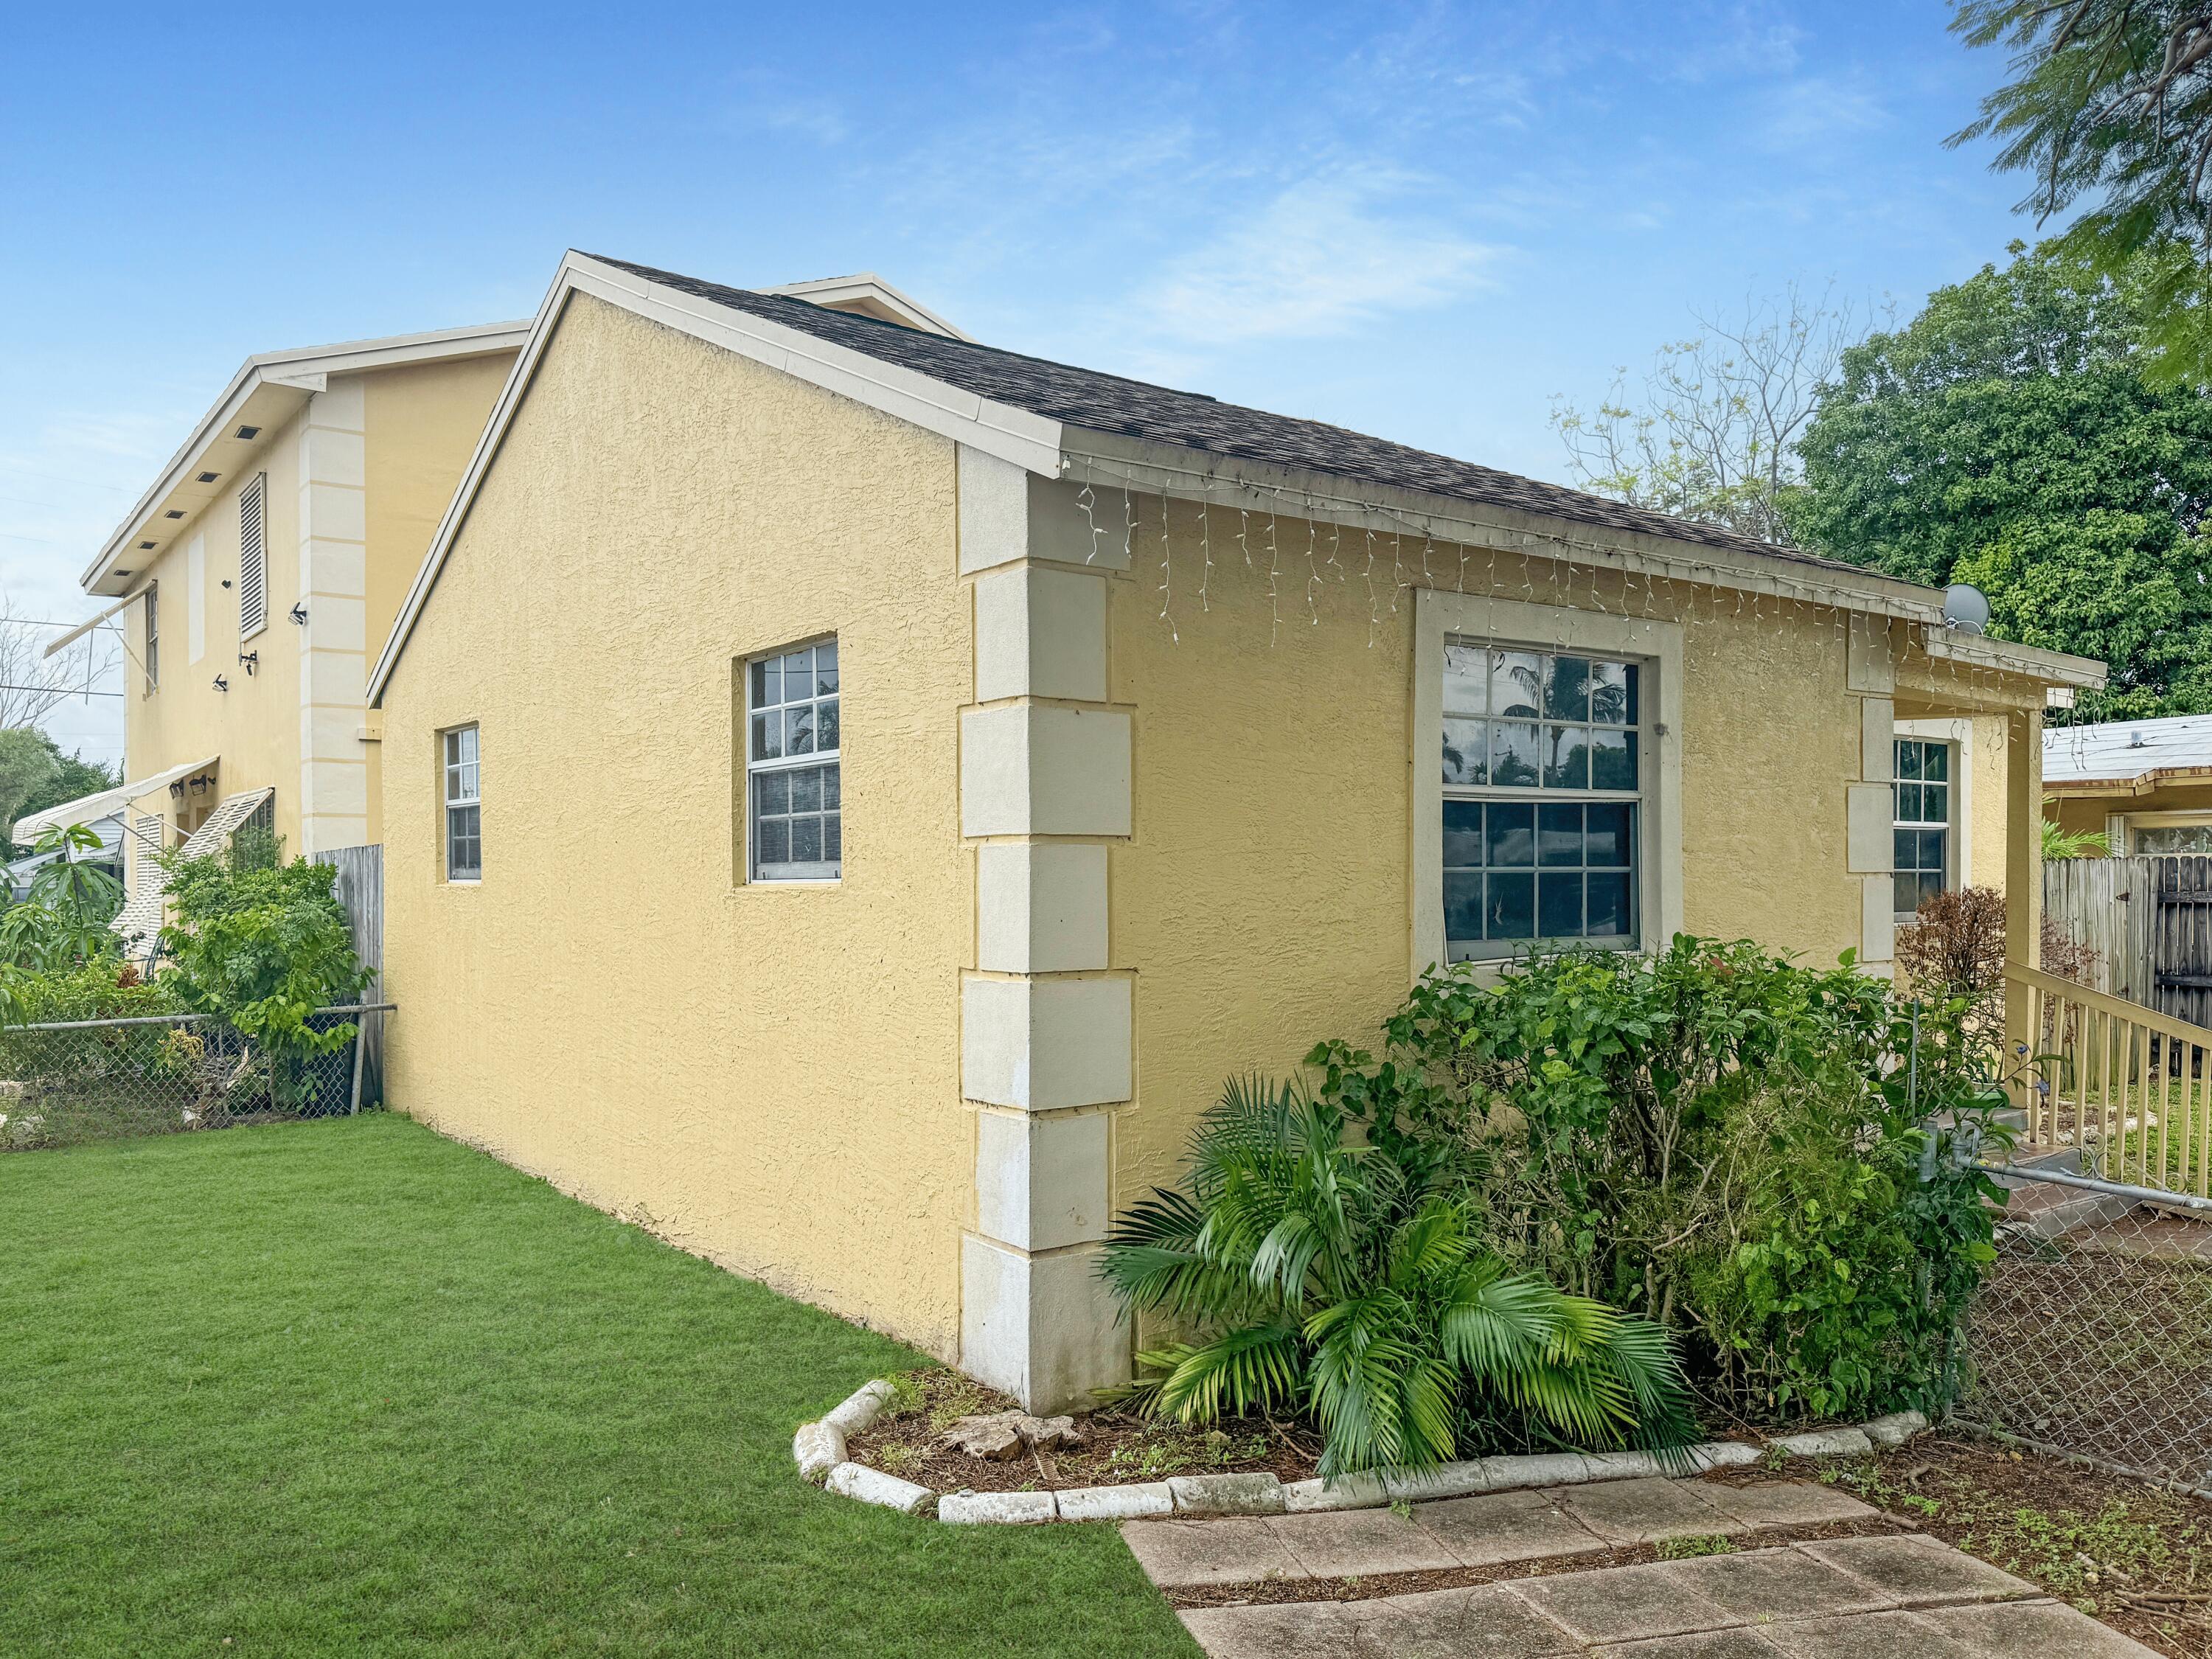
[
  {"left": 212, "top": 675, "right": 229, "bottom": 692},
  {"left": 288, "top": 603, "right": 308, "bottom": 625},
  {"left": 238, "top": 650, "right": 258, "bottom": 677}
]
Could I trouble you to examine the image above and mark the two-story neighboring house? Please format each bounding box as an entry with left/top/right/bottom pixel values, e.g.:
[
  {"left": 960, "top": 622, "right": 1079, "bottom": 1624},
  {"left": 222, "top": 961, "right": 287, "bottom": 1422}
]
[
  {"left": 19, "top": 321, "right": 531, "bottom": 942},
  {"left": 24, "top": 274, "right": 967, "bottom": 949}
]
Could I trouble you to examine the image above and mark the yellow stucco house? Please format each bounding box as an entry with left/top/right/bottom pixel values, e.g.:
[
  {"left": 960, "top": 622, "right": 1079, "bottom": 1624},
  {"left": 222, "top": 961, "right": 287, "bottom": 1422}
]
[
  {"left": 359, "top": 251, "right": 2104, "bottom": 1412},
  {"left": 32, "top": 276, "right": 961, "bottom": 947},
  {"left": 22, "top": 321, "right": 531, "bottom": 931}
]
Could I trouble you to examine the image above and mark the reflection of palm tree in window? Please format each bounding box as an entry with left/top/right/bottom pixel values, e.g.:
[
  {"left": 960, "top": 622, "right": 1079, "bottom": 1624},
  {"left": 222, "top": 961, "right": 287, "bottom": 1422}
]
[
  {"left": 1590, "top": 677, "right": 1628, "bottom": 726},
  {"left": 1498, "top": 656, "right": 1541, "bottom": 718},
  {"left": 1545, "top": 656, "right": 1592, "bottom": 721}
]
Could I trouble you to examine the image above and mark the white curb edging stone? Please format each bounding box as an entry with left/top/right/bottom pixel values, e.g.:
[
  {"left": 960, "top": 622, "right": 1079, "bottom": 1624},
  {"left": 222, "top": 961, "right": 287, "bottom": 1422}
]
[
  {"left": 1058, "top": 1481, "right": 1175, "bottom": 1522},
  {"left": 941, "top": 1489, "right": 1058, "bottom": 1525},
  {"left": 1166, "top": 1473, "right": 1283, "bottom": 1515},
  {"left": 826, "top": 1461, "right": 934, "bottom": 1514},
  {"left": 794, "top": 1377, "right": 1928, "bottom": 1524}
]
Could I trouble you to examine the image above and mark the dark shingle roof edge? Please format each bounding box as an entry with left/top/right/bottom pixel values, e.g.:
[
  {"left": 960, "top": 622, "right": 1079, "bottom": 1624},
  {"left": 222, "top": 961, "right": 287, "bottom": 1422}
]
[{"left": 581, "top": 252, "right": 1876, "bottom": 581}]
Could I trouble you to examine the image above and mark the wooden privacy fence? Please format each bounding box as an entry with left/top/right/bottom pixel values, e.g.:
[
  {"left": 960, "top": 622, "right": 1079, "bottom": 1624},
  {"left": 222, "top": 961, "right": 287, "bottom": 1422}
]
[
  {"left": 2006, "top": 962, "right": 2212, "bottom": 1197},
  {"left": 2043, "top": 853, "right": 2212, "bottom": 1023}
]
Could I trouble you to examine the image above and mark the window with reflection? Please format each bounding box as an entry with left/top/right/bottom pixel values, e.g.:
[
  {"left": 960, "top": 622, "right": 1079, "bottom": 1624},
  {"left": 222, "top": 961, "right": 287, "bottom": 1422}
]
[
  {"left": 746, "top": 639, "right": 841, "bottom": 881},
  {"left": 1892, "top": 737, "right": 1951, "bottom": 919},
  {"left": 1441, "top": 641, "right": 1643, "bottom": 961}
]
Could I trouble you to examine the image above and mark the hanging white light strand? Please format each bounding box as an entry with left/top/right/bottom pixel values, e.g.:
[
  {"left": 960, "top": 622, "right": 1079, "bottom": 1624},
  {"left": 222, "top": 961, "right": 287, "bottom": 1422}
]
[
  {"left": 1158, "top": 490, "right": 1177, "bottom": 641},
  {"left": 1077, "top": 483, "right": 1103, "bottom": 565},
  {"left": 1197, "top": 493, "right": 1213, "bottom": 613}
]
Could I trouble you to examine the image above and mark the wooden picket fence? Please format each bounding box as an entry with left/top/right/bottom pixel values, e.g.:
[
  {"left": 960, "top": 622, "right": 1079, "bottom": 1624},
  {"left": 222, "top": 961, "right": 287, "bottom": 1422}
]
[{"left": 2006, "top": 962, "right": 2212, "bottom": 1197}]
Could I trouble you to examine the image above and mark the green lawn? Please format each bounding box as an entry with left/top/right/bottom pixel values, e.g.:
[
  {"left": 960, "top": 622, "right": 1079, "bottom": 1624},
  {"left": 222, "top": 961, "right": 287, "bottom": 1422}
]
[{"left": 0, "top": 1116, "right": 1196, "bottom": 1658}]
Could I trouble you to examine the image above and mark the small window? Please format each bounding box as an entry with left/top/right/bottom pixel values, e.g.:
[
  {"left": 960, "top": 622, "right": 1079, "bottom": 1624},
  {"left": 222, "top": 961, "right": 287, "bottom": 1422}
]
[
  {"left": 142, "top": 582, "right": 159, "bottom": 692},
  {"left": 2135, "top": 821, "right": 2212, "bottom": 854},
  {"left": 1440, "top": 641, "right": 1644, "bottom": 961},
  {"left": 745, "top": 639, "right": 840, "bottom": 881},
  {"left": 1893, "top": 737, "right": 1952, "bottom": 919},
  {"left": 238, "top": 473, "right": 268, "bottom": 638},
  {"left": 443, "top": 726, "right": 481, "bottom": 882}
]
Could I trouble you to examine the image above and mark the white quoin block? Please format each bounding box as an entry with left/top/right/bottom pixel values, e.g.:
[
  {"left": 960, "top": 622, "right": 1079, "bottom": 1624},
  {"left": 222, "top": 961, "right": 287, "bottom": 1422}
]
[
  {"left": 975, "top": 842, "right": 1108, "bottom": 973},
  {"left": 960, "top": 705, "right": 1130, "bottom": 838},
  {"left": 957, "top": 448, "right": 1132, "bottom": 575},
  {"left": 975, "top": 1108, "right": 1109, "bottom": 1251},
  {"left": 962, "top": 975, "right": 1131, "bottom": 1110},
  {"left": 973, "top": 563, "right": 1108, "bottom": 704},
  {"left": 959, "top": 1234, "right": 1129, "bottom": 1413}
]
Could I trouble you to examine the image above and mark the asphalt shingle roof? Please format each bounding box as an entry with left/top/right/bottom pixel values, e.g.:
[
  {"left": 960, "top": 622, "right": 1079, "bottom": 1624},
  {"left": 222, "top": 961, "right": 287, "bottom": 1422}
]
[{"left": 587, "top": 254, "right": 1870, "bottom": 578}]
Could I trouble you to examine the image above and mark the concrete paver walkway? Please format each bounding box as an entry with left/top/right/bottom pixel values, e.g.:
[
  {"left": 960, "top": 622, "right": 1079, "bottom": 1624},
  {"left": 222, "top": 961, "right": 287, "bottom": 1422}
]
[{"left": 1121, "top": 1477, "right": 2159, "bottom": 1658}]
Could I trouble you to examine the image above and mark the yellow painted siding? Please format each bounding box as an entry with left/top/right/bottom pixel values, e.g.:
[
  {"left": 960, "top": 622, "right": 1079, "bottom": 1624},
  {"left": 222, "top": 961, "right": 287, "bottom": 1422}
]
[{"left": 377, "top": 294, "right": 973, "bottom": 1357}]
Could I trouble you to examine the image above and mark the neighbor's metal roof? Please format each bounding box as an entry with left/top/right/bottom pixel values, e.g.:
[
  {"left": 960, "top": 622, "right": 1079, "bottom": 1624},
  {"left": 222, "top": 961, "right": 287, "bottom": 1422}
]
[{"left": 2045, "top": 712, "right": 2212, "bottom": 785}]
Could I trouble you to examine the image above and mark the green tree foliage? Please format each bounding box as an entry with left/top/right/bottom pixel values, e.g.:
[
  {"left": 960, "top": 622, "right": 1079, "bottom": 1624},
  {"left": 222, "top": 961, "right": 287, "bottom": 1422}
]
[
  {"left": 1792, "top": 243, "right": 2212, "bottom": 722},
  {"left": 0, "top": 825, "right": 125, "bottom": 974},
  {"left": 1099, "top": 1077, "right": 1696, "bottom": 1478},
  {"left": 1950, "top": 1, "right": 2212, "bottom": 379},
  {"left": 0, "top": 727, "right": 60, "bottom": 845},
  {"left": 2, "top": 739, "right": 121, "bottom": 863},
  {"left": 158, "top": 852, "right": 366, "bottom": 1107}
]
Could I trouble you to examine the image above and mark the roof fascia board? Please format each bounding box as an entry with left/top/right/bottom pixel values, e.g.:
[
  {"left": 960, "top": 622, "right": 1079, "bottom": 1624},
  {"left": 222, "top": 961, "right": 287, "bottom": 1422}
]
[
  {"left": 1060, "top": 431, "right": 2107, "bottom": 691},
  {"left": 2046, "top": 764, "right": 2212, "bottom": 796},
  {"left": 83, "top": 319, "right": 532, "bottom": 592},
  {"left": 369, "top": 253, "right": 1060, "bottom": 703}
]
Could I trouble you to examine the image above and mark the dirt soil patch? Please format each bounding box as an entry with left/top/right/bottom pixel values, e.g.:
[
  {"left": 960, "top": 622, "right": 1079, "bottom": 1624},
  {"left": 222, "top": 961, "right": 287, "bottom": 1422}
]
[
  {"left": 1790, "top": 1436, "right": 2212, "bottom": 1658},
  {"left": 845, "top": 1366, "right": 1323, "bottom": 1494}
]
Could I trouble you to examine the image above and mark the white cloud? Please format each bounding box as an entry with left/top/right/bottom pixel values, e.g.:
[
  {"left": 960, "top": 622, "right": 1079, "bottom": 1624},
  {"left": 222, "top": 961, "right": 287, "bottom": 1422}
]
[
  {"left": 1133, "top": 170, "right": 1504, "bottom": 345},
  {"left": 1756, "top": 75, "right": 1888, "bottom": 153}
]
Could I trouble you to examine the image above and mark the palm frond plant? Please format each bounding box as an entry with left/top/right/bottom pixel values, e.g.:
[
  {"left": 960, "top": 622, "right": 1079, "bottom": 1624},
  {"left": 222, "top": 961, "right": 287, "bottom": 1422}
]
[{"left": 1099, "top": 1075, "right": 1698, "bottom": 1479}]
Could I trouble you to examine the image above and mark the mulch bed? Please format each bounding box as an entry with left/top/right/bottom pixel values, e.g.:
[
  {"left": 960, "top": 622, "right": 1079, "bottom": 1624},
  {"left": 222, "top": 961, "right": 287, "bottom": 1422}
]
[
  {"left": 844, "top": 1366, "right": 1322, "bottom": 1495},
  {"left": 1814, "top": 1436, "right": 2211, "bottom": 1659}
]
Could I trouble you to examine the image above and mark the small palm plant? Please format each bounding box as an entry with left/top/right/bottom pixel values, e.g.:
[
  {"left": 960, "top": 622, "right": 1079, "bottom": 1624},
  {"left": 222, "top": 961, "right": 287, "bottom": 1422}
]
[{"left": 1099, "top": 1077, "right": 1697, "bottom": 1479}]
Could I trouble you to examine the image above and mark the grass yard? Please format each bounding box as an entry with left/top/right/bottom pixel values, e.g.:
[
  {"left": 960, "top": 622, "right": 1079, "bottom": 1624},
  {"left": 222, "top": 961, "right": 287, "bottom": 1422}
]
[{"left": 0, "top": 1115, "right": 1197, "bottom": 1658}]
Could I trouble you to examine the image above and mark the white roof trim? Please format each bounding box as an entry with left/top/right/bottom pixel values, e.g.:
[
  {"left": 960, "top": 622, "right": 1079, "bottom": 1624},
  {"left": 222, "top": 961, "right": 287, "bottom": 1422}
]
[
  {"left": 14, "top": 754, "right": 218, "bottom": 843},
  {"left": 83, "top": 320, "right": 531, "bottom": 595},
  {"left": 764, "top": 274, "right": 973, "bottom": 341},
  {"left": 366, "top": 250, "right": 2109, "bottom": 707},
  {"left": 369, "top": 251, "right": 1061, "bottom": 703}
]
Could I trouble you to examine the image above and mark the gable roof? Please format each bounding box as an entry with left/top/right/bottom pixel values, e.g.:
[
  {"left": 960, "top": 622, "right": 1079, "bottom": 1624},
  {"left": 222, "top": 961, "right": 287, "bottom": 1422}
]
[
  {"left": 83, "top": 320, "right": 531, "bottom": 598},
  {"left": 762, "top": 274, "right": 971, "bottom": 340},
  {"left": 369, "top": 250, "right": 2108, "bottom": 703},
  {"left": 594, "top": 254, "right": 1845, "bottom": 574}
]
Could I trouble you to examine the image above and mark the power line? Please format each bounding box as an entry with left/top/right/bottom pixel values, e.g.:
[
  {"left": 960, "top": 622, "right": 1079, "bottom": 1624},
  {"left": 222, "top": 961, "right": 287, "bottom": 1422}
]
[{"left": 0, "top": 683, "right": 120, "bottom": 698}]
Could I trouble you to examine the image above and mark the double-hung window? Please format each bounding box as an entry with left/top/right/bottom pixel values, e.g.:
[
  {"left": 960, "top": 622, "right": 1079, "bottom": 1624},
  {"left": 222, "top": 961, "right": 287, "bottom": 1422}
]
[
  {"left": 443, "top": 726, "right": 481, "bottom": 882},
  {"left": 1893, "top": 737, "right": 1951, "bottom": 919},
  {"left": 1441, "top": 641, "right": 1643, "bottom": 961},
  {"left": 142, "top": 582, "right": 159, "bottom": 691},
  {"left": 746, "top": 639, "right": 840, "bottom": 882}
]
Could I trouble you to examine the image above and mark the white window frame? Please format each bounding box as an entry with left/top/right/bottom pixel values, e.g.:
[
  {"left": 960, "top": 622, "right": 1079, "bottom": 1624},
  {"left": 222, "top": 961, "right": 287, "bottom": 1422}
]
[
  {"left": 442, "top": 725, "right": 481, "bottom": 883},
  {"left": 142, "top": 582, "right": 159, "bottom": 693},
  {"left": 742, "top": 636, "right": 841, "bottom": 884},
  {"left": 238, "top": 472, "right": 268, "bottom": 641},
  {"left": 1891, "top": 734, "right": 1957, "bottom": 922},
  {"left": 2122, "top": 810, "right": 2212, "bottom": 854},
  {"left": 1413, "top": 591, "right": 1683, "bottom": 982}
]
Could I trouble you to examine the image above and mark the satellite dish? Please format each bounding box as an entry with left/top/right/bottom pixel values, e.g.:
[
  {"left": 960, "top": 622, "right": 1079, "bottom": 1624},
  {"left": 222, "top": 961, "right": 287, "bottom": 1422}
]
[{"left": 1942, "top": 583, "right": 1990, "bottom": 635}]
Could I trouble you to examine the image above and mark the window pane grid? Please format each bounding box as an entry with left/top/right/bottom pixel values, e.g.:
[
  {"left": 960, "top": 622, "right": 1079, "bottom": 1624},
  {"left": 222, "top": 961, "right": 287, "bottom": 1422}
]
[
  {"left": 1444, "top": 799, "right": 1636, "bottom": 961},
  {"left": 1442, "top": 644, "right": 1639, "bottom": 793},
  {"left": 748, "top": 641, "right": 841, "bottom": 880},
  {"left": 443, "top": 726, "right": 480, "bottom": 881},
  {"left": 1891, "top": 739, "right": 1950, "bottom": 916}
]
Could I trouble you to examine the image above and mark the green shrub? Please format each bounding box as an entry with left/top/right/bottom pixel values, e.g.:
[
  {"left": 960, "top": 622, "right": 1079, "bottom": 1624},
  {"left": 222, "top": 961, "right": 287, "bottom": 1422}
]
[
  {"left": 1099, "top": 1077, "right": 1697, "bottom": 1478},
  {"left": 157, "top": 852, "right": 367, "bottom": 1109},
  {"left": 0, "top": 961, "right": 189, "bottom": 1085},
  {"left": 1306, "top": 936, "right": 2005, "bottom": 1423}
]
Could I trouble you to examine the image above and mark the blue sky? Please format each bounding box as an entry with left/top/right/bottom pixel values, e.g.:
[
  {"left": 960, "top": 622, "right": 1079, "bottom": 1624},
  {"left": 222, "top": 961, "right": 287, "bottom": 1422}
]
[{"left": 1, "top": 1, "right": 2033, "bottom": 764}]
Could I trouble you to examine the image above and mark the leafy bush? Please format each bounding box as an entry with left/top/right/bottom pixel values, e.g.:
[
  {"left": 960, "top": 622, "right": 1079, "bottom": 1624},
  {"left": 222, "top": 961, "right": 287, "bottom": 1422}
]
[
  {"left": 158, "top": 852, "right": 366, "bottom": 1108},
  {"left": 1099, "top": 1077, "right": 1697, "bottom": 1478},
  {"left": 0, "top": 824, "right": 125, "bottom": 975},
  {"left": 1306, "top": 936, "right": 2005, "bottom": 1423}
]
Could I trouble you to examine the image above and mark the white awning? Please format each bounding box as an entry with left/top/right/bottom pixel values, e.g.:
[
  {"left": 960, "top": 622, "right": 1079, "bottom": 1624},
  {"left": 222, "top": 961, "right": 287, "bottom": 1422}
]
[{"left": 13, "top": 754, "right": 218, "bottom": 843}]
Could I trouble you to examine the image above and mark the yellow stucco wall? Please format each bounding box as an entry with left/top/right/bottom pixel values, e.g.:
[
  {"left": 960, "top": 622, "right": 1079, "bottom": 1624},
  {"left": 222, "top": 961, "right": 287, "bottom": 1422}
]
[
  {"left": 377, "top": 293, "right": 973, "bottom": 1357},
  {"left": 118, "top": 352, "right": 511, "bottom": 857},
  {"left": 1100, "top": 523, "right": 1886, "bottom": 1205},
  {"left": 123, "top": 411, "right": 307, "bottom": 848}
]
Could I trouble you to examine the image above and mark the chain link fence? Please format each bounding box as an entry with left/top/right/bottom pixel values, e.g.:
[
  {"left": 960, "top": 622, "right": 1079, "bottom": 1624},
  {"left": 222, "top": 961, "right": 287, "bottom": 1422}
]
[
  {"left": 1955, "top": 1161, "right": 2212, "bottom": 1495},
  {"left": 0, "top": 1004, "right": 394, "bottom": 1152}
]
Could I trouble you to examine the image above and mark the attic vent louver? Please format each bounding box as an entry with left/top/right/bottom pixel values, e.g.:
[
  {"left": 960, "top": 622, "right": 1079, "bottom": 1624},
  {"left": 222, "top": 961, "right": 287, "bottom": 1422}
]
[{"left": 238, "top": 473, "right": 267, "bottom": 638}]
